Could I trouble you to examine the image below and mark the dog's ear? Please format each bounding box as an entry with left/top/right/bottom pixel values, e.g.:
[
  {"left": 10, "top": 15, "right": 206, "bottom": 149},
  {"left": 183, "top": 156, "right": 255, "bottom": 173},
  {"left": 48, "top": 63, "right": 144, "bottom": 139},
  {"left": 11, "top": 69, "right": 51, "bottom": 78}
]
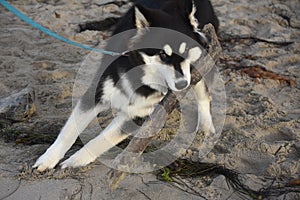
[
  {"left": 128, "top": 6, "right": 151, "bottom": 49},
  {"left": 134, "top": 6, "right": 150, "bottom": 29}
]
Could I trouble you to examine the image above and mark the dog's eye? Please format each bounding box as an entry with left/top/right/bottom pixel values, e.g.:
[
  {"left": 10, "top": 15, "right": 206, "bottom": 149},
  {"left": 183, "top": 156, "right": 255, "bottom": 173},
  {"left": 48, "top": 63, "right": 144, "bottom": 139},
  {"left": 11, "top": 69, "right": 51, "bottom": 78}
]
[{"left": 159, "top": 51, "right": 171, "bottom": 63}]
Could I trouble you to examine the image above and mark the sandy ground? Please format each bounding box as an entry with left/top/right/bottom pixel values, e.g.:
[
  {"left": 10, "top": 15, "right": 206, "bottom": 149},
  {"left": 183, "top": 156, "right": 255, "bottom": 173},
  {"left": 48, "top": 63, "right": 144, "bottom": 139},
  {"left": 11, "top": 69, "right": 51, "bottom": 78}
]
[{"left": 0, "top": 0, "right": 299, "bottom": 199}]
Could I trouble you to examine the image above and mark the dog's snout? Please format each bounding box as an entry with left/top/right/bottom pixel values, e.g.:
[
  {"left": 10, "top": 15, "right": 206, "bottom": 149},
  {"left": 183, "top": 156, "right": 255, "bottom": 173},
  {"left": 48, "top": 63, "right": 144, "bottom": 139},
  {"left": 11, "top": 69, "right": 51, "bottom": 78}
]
[{"left": 175, "top": 80, "right": 188, "bottom": 90}]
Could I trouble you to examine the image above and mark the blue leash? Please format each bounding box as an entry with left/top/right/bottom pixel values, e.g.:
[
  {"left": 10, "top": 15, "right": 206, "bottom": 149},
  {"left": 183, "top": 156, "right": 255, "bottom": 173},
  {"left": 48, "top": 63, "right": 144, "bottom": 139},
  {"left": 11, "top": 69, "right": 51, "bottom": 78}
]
[{"left": 0, "top": 0, "right": 124, "bottom": 56}]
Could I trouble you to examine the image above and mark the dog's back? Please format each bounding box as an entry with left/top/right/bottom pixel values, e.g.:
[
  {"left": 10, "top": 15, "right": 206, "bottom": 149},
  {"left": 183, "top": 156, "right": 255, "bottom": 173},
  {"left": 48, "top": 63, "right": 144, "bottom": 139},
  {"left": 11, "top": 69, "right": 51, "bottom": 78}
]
[{"left": 116, "top": 0, "right": 219, "bottom": 34}]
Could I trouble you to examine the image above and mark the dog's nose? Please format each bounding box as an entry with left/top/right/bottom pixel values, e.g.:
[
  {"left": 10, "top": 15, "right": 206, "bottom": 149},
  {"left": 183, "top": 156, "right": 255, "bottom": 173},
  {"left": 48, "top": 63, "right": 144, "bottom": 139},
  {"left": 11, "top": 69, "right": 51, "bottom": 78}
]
[{"left": 175, "top": 80, "right": 188, "bottom": 90}]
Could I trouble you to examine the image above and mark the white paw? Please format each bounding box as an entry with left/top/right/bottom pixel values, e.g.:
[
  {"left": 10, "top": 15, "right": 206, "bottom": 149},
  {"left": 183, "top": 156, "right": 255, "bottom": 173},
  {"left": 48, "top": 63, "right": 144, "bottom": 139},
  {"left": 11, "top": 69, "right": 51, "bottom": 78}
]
[
  {"left": 60, "top": 148, "right": 97, "bottom": 169},
  {"left": 33, "top": 149, "right": 63, "bottom": 172},
  {"left": 201, "top": 122, "right": 216, "bottom": 135},
  {"left": 208, "top": 125, "right": 216, "bottom": 134},
  {"left": 199, "top": 111, "right": 216, "bottom": 135}
]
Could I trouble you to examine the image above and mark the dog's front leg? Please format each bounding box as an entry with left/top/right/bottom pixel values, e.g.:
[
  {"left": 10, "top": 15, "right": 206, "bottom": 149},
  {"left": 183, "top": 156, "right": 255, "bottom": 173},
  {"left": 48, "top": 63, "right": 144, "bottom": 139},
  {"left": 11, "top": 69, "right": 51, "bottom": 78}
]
[
  {"left": 61, "top": 113, "right": 131, "bottom": 169},
  {"left": 194, "top": 79, "right": 215, "bottom": 134},
  {"left": 33, "top": 101, "right": 103, "bottom": 171}
]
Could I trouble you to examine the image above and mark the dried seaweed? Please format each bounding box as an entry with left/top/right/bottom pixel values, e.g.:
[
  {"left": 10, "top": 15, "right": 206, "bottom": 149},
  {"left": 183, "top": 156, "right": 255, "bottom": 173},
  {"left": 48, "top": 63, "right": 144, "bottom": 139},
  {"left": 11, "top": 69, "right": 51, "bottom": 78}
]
[{"left": 158, "top": 159, "right": 300, "bottom": 200}]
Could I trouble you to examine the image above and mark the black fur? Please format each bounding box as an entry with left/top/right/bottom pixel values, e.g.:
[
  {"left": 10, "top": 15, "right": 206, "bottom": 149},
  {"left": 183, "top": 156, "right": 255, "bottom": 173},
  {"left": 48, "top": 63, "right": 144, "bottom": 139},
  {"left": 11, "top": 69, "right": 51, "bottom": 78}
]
[{"left": 126, "top": 0, "right": 219, "bottom": 32}]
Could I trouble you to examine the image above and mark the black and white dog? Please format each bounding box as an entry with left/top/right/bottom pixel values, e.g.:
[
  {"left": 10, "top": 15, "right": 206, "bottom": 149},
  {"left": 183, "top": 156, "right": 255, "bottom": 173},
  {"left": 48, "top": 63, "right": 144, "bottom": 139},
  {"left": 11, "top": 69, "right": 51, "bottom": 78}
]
[{"left": 34, "top": 0, "right": 219, "bottom": 171}]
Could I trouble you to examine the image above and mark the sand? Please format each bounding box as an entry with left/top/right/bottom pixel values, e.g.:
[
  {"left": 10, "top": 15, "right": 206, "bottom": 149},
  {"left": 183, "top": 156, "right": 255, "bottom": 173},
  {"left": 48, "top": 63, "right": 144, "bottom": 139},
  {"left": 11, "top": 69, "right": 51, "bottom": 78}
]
[{"left": 0, "top": 0, "right": 299, "bottom": 199}]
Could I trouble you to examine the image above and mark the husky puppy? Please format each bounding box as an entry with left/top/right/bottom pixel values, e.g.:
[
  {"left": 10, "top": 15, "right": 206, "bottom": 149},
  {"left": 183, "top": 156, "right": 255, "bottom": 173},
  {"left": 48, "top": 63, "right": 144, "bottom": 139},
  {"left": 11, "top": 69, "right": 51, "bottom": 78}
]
[{"left": 34, "top": 0, "right": 219, "bottom": 171}]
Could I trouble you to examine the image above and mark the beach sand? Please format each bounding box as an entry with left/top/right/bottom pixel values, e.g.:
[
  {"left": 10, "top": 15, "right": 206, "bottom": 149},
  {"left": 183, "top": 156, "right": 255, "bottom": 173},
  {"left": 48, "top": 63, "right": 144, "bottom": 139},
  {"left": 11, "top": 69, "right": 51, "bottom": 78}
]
[{"left": 0, "top": 0, "right": 299, "bottom": 199}]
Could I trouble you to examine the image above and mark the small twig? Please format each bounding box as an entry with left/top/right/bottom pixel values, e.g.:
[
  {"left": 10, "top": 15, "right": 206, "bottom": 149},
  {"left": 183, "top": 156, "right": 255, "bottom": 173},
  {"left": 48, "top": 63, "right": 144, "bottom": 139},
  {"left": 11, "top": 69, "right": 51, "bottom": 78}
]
[
  {"left": 136, "top": 189, "right": 152, "bottom": 200},
  {"left": 220, "top": 34, "right": 294, "bottom": 46}
]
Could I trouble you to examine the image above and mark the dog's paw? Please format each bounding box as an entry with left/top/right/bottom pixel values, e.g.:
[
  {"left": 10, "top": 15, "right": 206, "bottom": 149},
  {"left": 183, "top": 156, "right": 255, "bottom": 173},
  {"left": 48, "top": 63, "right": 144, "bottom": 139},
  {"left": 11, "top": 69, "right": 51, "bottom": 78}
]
[
  {"left": 33, "top": 155, "right": 58, "bottom": 172},
  {"left": 202, "top": 124, "right": 216, "bottom": 135},
  {"left": 200, "top": 117, "right": 216, "bottom": 135},
  {"left": 33, "top": 149, "right": 63, "bottom": 172},
  {"left": 61, "top": 148, "right": 97, "bottom": 169}
]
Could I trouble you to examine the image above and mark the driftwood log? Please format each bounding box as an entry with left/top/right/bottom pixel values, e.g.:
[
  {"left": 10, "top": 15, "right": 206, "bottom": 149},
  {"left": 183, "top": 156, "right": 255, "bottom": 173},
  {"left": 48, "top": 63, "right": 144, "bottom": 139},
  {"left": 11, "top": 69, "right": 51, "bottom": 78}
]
[{"left": 108, "top": 24, "right": 222, "bottom": 190}]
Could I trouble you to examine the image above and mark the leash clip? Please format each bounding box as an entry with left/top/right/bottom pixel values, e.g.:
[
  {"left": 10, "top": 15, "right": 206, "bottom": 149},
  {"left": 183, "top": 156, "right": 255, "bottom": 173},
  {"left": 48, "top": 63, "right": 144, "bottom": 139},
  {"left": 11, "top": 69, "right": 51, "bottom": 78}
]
[{"left": 120, "top": 50, "right": 130, "bottom": 57}]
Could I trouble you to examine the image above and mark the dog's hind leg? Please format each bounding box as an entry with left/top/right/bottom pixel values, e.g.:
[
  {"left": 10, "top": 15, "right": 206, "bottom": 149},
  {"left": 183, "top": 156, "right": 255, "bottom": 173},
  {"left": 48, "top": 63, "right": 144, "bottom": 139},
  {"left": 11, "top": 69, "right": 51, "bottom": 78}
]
[
  {"left": 194, "top": 79, "right": 215, "bottom": 134},
  {"left": 61, "top": 113, "right": 131, "bottom": 169},
  {"left": 33, "top": 100, "right": 105, "bottom": 172}
]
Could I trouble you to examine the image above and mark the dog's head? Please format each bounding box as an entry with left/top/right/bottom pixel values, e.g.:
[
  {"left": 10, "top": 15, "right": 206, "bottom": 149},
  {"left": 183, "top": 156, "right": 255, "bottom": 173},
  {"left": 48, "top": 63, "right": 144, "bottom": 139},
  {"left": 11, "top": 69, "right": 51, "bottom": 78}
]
[{"left": 128, "top": 0, "right": 208, "bottom": 92}]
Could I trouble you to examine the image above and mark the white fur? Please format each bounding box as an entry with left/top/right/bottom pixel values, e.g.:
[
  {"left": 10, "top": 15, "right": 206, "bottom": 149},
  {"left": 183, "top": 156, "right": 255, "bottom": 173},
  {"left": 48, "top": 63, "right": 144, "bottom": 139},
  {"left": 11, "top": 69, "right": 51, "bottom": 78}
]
[
  {"left": 163, "top": 44, "right": 173, "bottom": 56},
  {"left": 179, "top": 42, "right": 187, "bottom": 54},
  {"left": 126, "top": 93, "right": 164, "bottom": 118},
  {"left": 140, "top": 46, "right": 201, "bottom": 92},
  {"left": 33, "top": 102, "right": 104, "bottom": 171},
  {"left": 61, "top": 114, "right": 130, "bottom": 168},
  {"left": 104, "top": 75, "right": 164, "bottom": 118},
  {"left": 179, "top": 46, "right": 202, "bottom": 88},
  {"left": 135, "top": 7, "right": 149, "bottom": 29},
  {"left": 194, "top": 80, "right": 215, "bottom": 134},
  {"left": 189, "top": 1, "right": 199, "bottom": 32},
  {"left": 195, "top": 31, "right": 207, "bottom": 42},
  {"left": 188, "top": 1, "right": 208, "bottom": 44},
  {"left": 140, "top": 53, "right": 179, "bottom": 91},
  {"left": 188, "top": 46, "right": 202, "bottom": 62},
  {"left": 102, "top": 78, "right": 130, "bottom": 111},
  {"left": 141, "top": 56, "right": 168, "bottom": 93},
  {"left": 120, "top": 74, "right": 135, "bottom": 99},
  {"left": 180, "top": 60, "right": 192, "bottom": 86}
]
